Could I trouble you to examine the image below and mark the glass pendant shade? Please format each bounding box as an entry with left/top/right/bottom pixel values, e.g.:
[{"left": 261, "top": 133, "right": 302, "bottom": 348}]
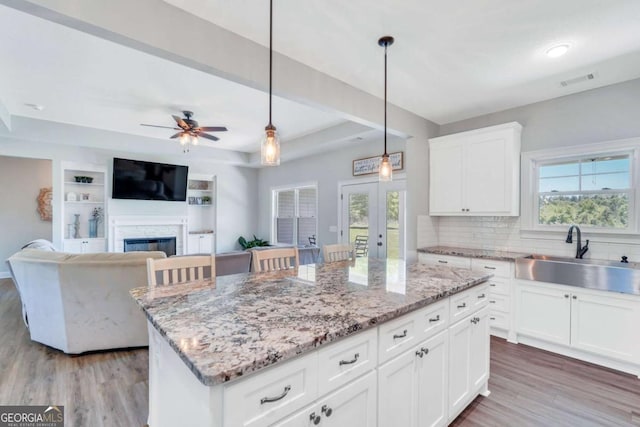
[
  {"left": 179, "top": 132, "right": 190, "bottom": 146},
  {"left": 379, "top": 153, "right": 392, "bottom": 182},
  {"left": 261, "top": 126, "right": 280, "bottom": 166},
  {"left": 191, "top": 134, "right": 199, "bottom": 145}
]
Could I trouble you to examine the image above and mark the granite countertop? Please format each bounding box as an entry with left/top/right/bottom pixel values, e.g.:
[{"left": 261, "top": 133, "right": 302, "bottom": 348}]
[
  {"left": 418, "top": 245, "right": 531, "bottom": 262},
  {"left": 131, "top": 258, "right": 491, "bottom": 386}
]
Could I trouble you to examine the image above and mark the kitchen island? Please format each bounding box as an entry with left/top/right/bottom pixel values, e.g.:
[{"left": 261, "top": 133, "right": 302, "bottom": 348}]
[{"left": 131, "top": 258, "right": 493, "bottom": 427}]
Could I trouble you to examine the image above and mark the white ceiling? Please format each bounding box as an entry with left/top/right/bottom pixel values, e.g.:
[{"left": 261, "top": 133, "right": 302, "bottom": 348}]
[
  {"left": 165, "top": 0, "right": 640, "bottom": 124},
  {"left": 0, "top": 4, "right": 347, "bottom": 153}
]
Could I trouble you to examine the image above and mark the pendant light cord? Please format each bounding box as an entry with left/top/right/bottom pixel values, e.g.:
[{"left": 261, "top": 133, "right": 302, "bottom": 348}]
[
  {"left": 268, "top": 0, "right": 273, "bottom": 127},
  {"left": 383, "top": 42, "right": 388, "bottom": 156}
]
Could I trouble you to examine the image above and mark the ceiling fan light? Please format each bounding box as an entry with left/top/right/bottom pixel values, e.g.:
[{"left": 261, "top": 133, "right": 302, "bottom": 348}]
[
  {"left": 191, "top": 134, "right": 199, "bottom": 145},
  {"left": 261, "top": 127, "right": 280, "bottom": 166},
  {"left": 379, "top": 154, "right": 392, "bottom": 182},
  {"left": 179, "top": 133, "right": 189, "bottom": 146}
]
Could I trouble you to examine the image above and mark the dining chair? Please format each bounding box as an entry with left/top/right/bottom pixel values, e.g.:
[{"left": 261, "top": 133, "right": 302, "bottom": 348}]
[
  {"left": 146, "top": 255, "right": 216, "bottom": 287},
  {"left": 323, "top": 244, "right": 354, "bottom": 262},
  {"left": 354, "top": 235, "right": 369, "bottom": 257},
  {"left": 251, "top": 247, "right": 299, "bottom": 273}
]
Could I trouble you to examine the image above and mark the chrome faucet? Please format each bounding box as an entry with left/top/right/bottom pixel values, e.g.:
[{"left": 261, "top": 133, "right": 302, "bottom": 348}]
[{"left": 566, "top": 225, "right": 589, "bottom": 259}]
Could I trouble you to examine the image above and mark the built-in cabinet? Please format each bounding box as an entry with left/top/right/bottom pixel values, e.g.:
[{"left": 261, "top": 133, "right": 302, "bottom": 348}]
[
  {"left": 147, "top": 284, "right": 491, "bottom": 427},
  {"left": 186, "top": 175, "right": 216, "bottom": 254},
  {"left": 429, "top": 122, "right": 522, "bottom": 216},
  {"left": 61, "top": 162, "right": 107, "bottom": 253},
  {"left": 516, "top": 280, "right": 640, "bottom": 375}
]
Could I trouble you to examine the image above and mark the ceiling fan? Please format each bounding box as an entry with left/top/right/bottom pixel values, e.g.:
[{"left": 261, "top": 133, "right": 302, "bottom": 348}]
[{"left": 141, "top": 111, "right": 228, "bottom": 150}]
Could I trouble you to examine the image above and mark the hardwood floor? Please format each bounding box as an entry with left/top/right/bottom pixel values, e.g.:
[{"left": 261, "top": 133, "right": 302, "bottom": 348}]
[{"left": 1, "top": 277, "right": 639, "bottom": 426}]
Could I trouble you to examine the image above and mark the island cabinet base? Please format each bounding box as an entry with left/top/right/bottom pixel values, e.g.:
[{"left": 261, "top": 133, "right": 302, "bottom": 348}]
[{"left": 147, "top": 283, "right": 490, "bottom": 427}]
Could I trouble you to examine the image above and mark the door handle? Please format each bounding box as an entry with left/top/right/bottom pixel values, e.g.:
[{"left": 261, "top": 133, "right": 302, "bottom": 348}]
[{"left": 377, "top": 242, "right": 383, "bottom": 246}]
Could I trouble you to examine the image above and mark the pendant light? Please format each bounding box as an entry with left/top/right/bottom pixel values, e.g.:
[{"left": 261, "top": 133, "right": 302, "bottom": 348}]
[
  {"left": 378, "top": 36, "right": 394, "bottom": 182},
  {"left": 261, "top": 0, "right": 280, "bottom": 166}
]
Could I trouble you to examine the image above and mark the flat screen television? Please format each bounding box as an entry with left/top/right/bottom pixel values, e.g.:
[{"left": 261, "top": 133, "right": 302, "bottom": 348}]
[{"left": 112, "top": 158, "right": 189, "bottom": 201}]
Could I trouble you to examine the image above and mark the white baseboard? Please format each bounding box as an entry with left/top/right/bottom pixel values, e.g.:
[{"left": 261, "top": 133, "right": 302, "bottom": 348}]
[{"left": 0, "top": 271, "right": 10, "bottom": 279}]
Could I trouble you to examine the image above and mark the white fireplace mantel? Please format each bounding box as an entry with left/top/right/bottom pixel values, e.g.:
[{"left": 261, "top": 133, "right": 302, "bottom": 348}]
[{"left": 108, "top": 216, "right": 188, "bottom": 254}]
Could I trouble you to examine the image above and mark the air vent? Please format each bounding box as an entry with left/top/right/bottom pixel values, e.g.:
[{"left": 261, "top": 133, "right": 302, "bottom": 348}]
[{"left": 560, "top": 73, "right": 595, "bottom": 87}]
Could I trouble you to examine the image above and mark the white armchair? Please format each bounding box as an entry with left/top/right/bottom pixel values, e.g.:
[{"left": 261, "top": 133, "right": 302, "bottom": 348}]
[{"left": 7, "top": 249, "right": 166, "bottom": 354}]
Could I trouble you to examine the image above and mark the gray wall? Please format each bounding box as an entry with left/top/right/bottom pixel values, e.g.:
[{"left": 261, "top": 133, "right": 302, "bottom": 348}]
[
  {"left": 0, "top": 156, "right": 52, "bottom": 270},
  {"left": 257, "top": 139, "right": 407, "bottom": 248},
  {"left": 440, "top": 78, "right": 640, "bottom": 151}
]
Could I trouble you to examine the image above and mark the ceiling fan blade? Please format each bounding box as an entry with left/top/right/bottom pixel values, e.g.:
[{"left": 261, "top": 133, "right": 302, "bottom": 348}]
[
  {"left": 199, "top": 126, "right": 228, "bottom": 132},
  {"left": 170, "top": 132, "right": 183, "bottom": 139},
  {"left": 140, "top": 124, "right": 179, "bottom": 129},
  {"left": 172, "top": 115, "right": 189, "bottom": 130},
  {"left": 198, "top": 132, "right": 219, "bottom": 142}
]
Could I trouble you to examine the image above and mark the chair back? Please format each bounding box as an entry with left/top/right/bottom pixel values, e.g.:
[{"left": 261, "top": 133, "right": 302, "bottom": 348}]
[
  {"left": 252, "top": 247, "right": 299, "bottom": 273},
  {"left": 354, "top": 235, "right": 369, "bottom": 257},
  {"left": 323, "top": 244, "right": 354, "bottom": 262},
  {"left": 147, "top": 255, "right": 215, "bottom": 287}
]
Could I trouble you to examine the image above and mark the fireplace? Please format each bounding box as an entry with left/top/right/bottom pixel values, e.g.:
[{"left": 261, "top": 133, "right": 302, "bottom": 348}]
[{"left": 124, "top": 237, "right": 177, "bottom": 257}]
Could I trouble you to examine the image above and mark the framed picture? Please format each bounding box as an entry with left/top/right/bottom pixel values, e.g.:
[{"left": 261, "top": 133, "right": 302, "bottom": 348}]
[{"left": 352, "top": 152, "right": 403, "bottom": 176}]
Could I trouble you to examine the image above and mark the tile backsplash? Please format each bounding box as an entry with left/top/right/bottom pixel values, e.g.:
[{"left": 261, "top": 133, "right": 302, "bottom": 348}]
[{"left": 418, "top": 215, "right": 640, "bottom": 263}]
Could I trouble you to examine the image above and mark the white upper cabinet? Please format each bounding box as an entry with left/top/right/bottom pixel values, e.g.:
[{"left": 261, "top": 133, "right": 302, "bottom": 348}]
[{"left": 429, "top": 122, "right": 522, "bottom": 216}]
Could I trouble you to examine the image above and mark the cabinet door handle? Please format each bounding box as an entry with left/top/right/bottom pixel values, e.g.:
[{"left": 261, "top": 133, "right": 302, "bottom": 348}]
[
  {"left": 470, "top": 318, "right": 477, "bottom": 324},
  {"left": 477, "top": 294, "right": 486, "bottom": 299},
  {"left": 489, "top": 300, "right": 496, "bottom": 304},
  {"left": 260, "top": 385, "right": 291, "bottom": 404},
  {"left": 421, "top": 347, "right": 429, "bottom": 356},
  {"left": 572, "top": 295, "right": 577, "bottom": 300},
  {"left": 309, "top": 412, "right": 321, "bottom": 425},
  {"left": 393, "top": 329, "right": 408, "bottom": 339},
  {"left": 437, "top": 260, "right": 448, "bottom": 264},
  {"left": 321, "top": 405, "right": 333, "bottom": 417},
  {"left": 428, "top": 315, "right": 440, "bottom": 323},
  {"left": 338, "top": 353, "right": 360, "bottom": 366},
  {"left": 484, "top": 266, "right": 496, "bottom": 270},
  {"left": 564, "top": 294, "right": 569, "bottom": 298},
  {"left": 457, "top": 303, "right": 467, "bottom": 309},
  {"left": 461, "top": 208, "right": 465, "bottom": 212},
  {"left": 416, "top": 349, "right": 424, "bottom": 358},
  {"left": 490, "top": 317, "right": 496, "bottom": 320}
]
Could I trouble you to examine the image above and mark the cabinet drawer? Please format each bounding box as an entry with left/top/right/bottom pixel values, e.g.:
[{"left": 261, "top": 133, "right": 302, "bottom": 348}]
[
  {"left": 489, "top": 310, "right": 510, "bottom": 330},
  {"left": 224, "top": 351, "right": 318, "bottom": 427},
  {"left": 318, "top": 328, "right": 377, "bottom": 396},
  {"left": 450, "top": 291, "right": 474, "bottom": 323},
  {"left": 487, "top": 277, "right": 510, "bottom": 296},
  {"left": 419, "top": 253, "right": 471, "bottom": 269},
  {"left": 471, "top": 284, "right": 490, "bottom": 309},
  {"left": 414, "top": 299, "right": 449, "bottom": 340},
  {"left": 488, "top": 293, "right": 509, "bottom": 312},
  {"left": 471, "top": 258, "right": 511, "bottom": 278},
  {"left": 378, "top": 312, "right": 419, "bottom": 364}
]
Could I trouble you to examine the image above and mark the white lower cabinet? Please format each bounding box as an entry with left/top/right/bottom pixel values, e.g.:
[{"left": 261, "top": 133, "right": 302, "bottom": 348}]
[
  {"left": 516, "top": 280, "right": 640, "bottom": 374},
  {"left": 62, "top": 238, "right": 106, "bottom": 253},
  {"left": 187, "top": 233, "right": 213, "bottom": 254},
  {"left": 448, "top": 305, "right": 490, "bottom": 422},
  {"left": 274, "top": 371, "right": 376, "bottom": 427}
]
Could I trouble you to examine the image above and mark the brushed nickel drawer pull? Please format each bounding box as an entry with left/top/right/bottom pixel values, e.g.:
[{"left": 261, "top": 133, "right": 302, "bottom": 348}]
[
  {"left": 339, "top": 353, "right": 360, "bottom": 366},
  {"left": 438, "top": 260, "right": 448, "bottom": 264},
  {"left": 457, "top": 303, "right": 467, "bottom": 309},
  {"left": 477, "top": 293, "right": 486, "bottom": 299},
  {"left": 260, "top": 385, "right": 291, "bottom": 404},
  {"left": 489, "top": 283, "right": 496, "bottom": 287},
  {"left": 429, "top": 315, "right": 440, "bottom": 323},
  {"left": 393, "top": 329, "right": 408, "bottom": 339},
  {"left": 484, "top": 266, "right": 496, "bottom": 270}
]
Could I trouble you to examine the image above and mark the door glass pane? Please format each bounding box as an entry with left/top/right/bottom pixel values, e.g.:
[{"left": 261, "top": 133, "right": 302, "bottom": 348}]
[
  {"left": 386, "top": 191, "right": 400, "bottom": 259},
  {"left": 349, "top": 193, "right": 369, "bottom": 257}
]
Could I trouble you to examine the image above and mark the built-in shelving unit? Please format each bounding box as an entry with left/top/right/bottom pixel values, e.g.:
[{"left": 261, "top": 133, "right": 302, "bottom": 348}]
[
  {"left": 61, "top": 162, "right": 108, "bottom": 253},
  {"left": 186, "top": 175, "right": 216, "bottom": 254}
]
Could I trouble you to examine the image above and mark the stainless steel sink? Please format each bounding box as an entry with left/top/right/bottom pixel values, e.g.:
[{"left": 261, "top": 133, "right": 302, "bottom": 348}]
[{"left": 515, "top": 255, "right": 640, "bottom": 295}]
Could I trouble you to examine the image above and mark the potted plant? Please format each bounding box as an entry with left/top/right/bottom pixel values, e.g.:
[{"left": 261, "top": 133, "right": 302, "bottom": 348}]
[{"left": 238, "top": 235, "right": 270, "bottom": 250}]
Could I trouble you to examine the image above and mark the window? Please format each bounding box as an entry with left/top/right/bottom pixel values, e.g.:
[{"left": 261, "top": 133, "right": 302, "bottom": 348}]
[
  {"left": 273, "top": 185, "right": 317, "bottom": 245},
  {"left": 522, "top": 139, "right": 640, "bottom": 235},
  {"left": 537, "top": 155, "right": 631, "bottom": 228}
]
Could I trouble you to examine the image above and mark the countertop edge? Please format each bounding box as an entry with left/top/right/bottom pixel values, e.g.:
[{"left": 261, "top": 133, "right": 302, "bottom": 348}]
[{"left": 417, "top": 246, "right": 531, "bottom": 262}]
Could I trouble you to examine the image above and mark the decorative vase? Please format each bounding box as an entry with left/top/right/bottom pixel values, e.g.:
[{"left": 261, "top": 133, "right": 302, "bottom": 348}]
[
  {"left": 88, "top": 218, "right": 98, "bottom": 238},
  {"left": 73, "top": 214, "right": 81, "bottom": 239}
]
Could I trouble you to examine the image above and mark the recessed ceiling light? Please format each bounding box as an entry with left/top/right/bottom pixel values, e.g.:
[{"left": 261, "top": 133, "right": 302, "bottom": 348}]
[
  {"left": 24, "top": 103, "right": 44, "bottom": 111},
  {"left": 546, "top": 44, "right": 570, "bottom": 58}
]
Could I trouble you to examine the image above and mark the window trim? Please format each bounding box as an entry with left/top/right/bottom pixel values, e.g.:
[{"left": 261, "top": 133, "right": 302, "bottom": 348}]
[
  {"left": 521, "top": 137, "right": 640, "bottom": 238},
  {"left": 271, "top": 182, "right": 318, "bottom": 246}
]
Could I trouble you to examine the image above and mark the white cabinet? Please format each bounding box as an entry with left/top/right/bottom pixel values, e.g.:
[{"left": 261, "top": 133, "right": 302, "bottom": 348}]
[
  {"left": 61, "top": 162, "right": 107, "bottom": 253},
  {"left": 448, "top": 305, "right": 490, "bottom": 422},
  {"left": 416, "top": 331, "right": 449, "bottom": 427},
  {"left": 418, "top": 253, "right": 471, "bottom": 269},
  {"left": 429, "top": 122, "right": 521, "bottom": 216},
  {"left": 63, "top": 238, "right": 106, "bottom": 254},
  {"left": 516, "top": 280, "right": 640, "bottom": 370},
  {"left": 187, "top": 233, "right": 213, "bottom": 254},
  {"left": 187, "top": 175, "right": 215, "bottom": 253},
  {"left": 275, "top": 372, "right": 377, "bottom": 427}
]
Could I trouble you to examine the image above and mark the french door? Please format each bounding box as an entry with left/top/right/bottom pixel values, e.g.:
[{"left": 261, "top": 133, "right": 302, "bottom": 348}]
[{"left": 340, "top": 180, "right": 406, "bottom": 259}]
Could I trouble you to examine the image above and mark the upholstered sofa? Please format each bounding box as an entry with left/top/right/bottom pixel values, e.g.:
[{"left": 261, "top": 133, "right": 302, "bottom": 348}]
[{"left": 7, "top": 249, "right": 166, "bottom": 354}]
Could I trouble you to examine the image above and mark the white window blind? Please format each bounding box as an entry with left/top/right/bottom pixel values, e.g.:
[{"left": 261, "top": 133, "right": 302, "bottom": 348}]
[{"left": 274, "top": 186, "right": 317, "bottom": 245}]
